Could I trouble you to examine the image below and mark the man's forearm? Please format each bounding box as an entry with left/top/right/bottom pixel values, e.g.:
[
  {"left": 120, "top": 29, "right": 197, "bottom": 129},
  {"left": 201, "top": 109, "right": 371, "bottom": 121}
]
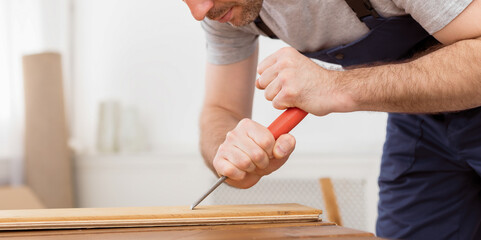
[
  {"left": 199, "top": 105, "right": 247, "bottom": 173},
  {"left": 343, "top": 37, "right": 481, "bottom": 113}
]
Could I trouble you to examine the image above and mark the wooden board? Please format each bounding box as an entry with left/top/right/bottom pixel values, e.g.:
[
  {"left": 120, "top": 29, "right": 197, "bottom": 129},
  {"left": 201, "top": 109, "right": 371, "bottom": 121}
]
[
  {"left": 23, "top": 52, "right": 74, "bottom": 208},
  {"left": 0, "top": 204, "right": 322, "bottom": 231},
  {"left": 0, "top": 222, "right": 382, "bottom": 240}
]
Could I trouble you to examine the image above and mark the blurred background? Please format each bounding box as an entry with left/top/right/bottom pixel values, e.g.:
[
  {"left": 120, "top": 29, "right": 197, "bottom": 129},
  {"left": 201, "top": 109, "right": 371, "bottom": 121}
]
[{"left": 0, "top": 0, "right": 387, "bottom": 232}]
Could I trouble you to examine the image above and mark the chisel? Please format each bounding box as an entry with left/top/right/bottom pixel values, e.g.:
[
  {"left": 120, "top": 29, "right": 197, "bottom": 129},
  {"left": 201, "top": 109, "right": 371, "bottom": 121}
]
[{"left": 191, "top": 107, "right": 308, "bottom": 210}]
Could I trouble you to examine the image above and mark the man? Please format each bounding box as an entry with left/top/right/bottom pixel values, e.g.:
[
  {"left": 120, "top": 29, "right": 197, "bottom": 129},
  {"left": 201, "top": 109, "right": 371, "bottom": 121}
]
[{"left": 183, "top": 0, "right": 481, "bottom": 239}]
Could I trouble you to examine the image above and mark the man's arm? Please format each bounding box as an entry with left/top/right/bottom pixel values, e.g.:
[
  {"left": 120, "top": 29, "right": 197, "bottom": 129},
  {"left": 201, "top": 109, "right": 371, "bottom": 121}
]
[
  {"left": 256, "top": 0, "right": 481, "bottom": 115},
  {"left": 345, "top": 0, "right": 481, "bottom": 113},
  {"left": 200, "top": 46, "right": 297, "bottom": 189},
  {"left": 200, "top": 48, "right": 259, "bottom": 172}
]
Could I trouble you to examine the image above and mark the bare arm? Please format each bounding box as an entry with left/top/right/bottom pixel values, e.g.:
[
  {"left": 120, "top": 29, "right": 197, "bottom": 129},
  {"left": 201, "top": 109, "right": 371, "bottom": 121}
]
[
  {"left": 345, "top": 0, "right": 481, "bottom": 113},
  {"left": 257, "top": 0, "right": 481, "bottom": 115},
  {"left": 200, "top": 46, "right": 297, "bottom": 189},
  {"left": 200, "top": 47, "right": 259, "bottom": 172}
]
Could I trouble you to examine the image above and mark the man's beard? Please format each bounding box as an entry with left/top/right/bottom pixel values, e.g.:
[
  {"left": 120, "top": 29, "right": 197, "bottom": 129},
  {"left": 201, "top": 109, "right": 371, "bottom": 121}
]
[{"left": 206, "top": 0, "right": 263, "bottom": 27}]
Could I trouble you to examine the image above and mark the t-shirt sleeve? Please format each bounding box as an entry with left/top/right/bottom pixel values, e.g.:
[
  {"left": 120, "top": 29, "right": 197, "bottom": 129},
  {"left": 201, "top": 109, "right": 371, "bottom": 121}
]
[
  {"left": 201, "top": 19, "right": 259, "bottom": 65},
  {"left": 392, "top": 0, "right": 473, "bottom": 34}
]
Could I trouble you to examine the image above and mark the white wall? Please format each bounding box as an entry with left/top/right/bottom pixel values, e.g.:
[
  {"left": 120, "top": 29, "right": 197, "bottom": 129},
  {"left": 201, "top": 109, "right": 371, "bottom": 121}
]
[{"left": 72, "top": 0, "right": 388, "bottom": 156}]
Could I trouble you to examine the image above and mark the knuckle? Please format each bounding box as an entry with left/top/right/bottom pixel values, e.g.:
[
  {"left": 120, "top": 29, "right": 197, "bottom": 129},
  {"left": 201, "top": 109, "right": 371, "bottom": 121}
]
[
  {"left": 272, "top": 100, "right": 285, "bottom": 110},
  {"left": 279, "top": 47, "right": 292, "bottom": 54},
  {"left": 283, "top": 88, "right": 297, "bottom": 99},
  {"left": 225, "top": 131, "right": 236, "bottom": 141},
  {"left": 238, "top": 118, "right": 251, "bottom": 128},
  {"left": 283, "top": 88, "right": 293, "bottom": 98},
  {"left": 264, "top": 90, "right": 273, "bottom": 101},
  {"left": 276, "top": 60, "right": 287, "bottom": 69},
  {"left": 238, "top": 158, "right": 253, "bottom": 171},
  {"left": 217, "top": 143, "right": 227, "bottom": 152},
  {"left": 212, "top": 158, "right": 221, "bottom": 169},
  {"left": 257, "top": 136, "right": 272, "bottom": 149},
  {"left": 251, "top": 149, "right": 265, "bottom": 162}
]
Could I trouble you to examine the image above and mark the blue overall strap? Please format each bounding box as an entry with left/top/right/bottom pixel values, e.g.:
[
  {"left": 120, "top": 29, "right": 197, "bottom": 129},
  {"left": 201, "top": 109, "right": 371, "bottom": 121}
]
[
  {"left": 302, "top": 0, "right": 438, "bottom": 67},
  {"left": 254, "top": 0, "right": 439, "bottom": 68},
  {"left": 254, "top": 16, "right": 278, "bottom": 39},
  {"left": 345, "top": 0, "right": 380, "bottom": 21},
  {"left": 303, "top": 15, "right": 436, "bottom": 67}
]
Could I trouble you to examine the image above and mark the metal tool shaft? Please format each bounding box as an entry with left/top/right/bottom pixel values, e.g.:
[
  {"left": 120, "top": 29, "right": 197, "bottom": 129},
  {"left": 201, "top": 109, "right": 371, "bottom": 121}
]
[{"left": 190, "top": 176, "right": 227, "bottom": 210}]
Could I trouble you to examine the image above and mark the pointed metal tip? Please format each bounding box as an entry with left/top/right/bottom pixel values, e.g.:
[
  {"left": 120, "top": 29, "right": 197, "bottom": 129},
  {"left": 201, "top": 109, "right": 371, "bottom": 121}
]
[{"left": 189, "top": 176, "right": 227, "bottom": 211}]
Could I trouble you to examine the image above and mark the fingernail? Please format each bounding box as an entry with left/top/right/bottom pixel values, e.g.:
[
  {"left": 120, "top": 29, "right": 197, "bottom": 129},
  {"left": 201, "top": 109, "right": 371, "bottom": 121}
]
[{"left": 276, "top": 144, "right": 287, "bottom": 157}]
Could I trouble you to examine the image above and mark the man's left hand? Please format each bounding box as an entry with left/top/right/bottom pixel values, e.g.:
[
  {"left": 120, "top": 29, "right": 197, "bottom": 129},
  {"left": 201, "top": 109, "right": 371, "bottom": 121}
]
[{"left": 256, "top": 47, "right": 354, "bottom": 116}]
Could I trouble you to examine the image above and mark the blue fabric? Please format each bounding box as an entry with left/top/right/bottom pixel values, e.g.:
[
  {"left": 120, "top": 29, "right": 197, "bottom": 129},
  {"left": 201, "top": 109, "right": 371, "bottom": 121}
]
[
  {"left": 377, "top": 111, "right": 481, "bottom": 239},
  {"left": 298, "top": 13, "right": 481, "bottom": 240},
  {"left": 302, "top": 15, "right": 431, "bottom": 67}
]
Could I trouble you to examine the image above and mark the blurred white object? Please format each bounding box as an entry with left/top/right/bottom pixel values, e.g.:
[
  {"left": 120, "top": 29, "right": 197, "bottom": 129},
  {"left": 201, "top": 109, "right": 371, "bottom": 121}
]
[
  {"left": 97, "top": 101, "right": 120, "bottom": 153},
  {"left": 118, "top": 106, "right": 148, "bottom": 153}
]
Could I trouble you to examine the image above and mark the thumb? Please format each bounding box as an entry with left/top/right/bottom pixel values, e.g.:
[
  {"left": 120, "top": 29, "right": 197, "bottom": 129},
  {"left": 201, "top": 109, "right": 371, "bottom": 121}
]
[{"left": 273, "top": 134, "right": 296, "bottom": 159}]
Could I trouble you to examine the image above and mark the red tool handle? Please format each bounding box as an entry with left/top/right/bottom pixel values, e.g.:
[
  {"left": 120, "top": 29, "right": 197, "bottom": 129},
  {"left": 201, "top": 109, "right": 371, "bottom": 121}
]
[{"left": 267, "top": 108, "right": 308, "bottom": 140}]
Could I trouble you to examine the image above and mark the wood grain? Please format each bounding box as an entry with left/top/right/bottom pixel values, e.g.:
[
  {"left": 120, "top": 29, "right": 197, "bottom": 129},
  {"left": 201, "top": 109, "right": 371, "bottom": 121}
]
[{"left": 0, "top": 204, "right": 321, "bottom": 231}]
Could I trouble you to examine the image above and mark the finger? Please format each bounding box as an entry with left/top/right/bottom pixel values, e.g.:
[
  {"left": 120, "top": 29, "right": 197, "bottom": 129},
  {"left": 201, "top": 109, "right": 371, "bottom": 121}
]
[
  {"left": 257, "top": 134, "right": 296, "bottom": 176},
  {"left": 225, "top": 173, "right": 262, "bottom": 189},
  {"left": 273, "top": 134, "right": 296, "bottom": 160},
  {"left": 257, "top": 52, "right": 279, "bottom": 75},
  {"left": 213, "top": 157, "right": 246, "bottom": 181},
  {"left": 256, "top": 65, "right": 279, "bottom": 90},
  {"left": 264, "top": 76, "right": 282, "bottom": 101},
  {"left": 271, "top": 91, "right": 289, "bottom": 110},
  {"left": 225, "top": 146, "right": 257, "bottom": 172},
  {"left": 237, "top": 119, "right": 276, "bottom": 160},
  {"left": 233, "top": 138, "right": 270, "bottom": 170}
]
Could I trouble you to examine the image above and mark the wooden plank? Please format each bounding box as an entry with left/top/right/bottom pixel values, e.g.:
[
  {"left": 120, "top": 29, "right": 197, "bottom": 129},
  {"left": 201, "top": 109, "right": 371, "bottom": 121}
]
[
  {"left": 320, "top": 178, "right": 343, "bottom": 226},
  {"left": 0, "top": 204, "right": 322, "bottom": 231},
  {"left": 23, "top": 52, "right": 74, "bottom": 208},
  {"left": 0, "top": 222, "right": 381, "bottom": 239}
]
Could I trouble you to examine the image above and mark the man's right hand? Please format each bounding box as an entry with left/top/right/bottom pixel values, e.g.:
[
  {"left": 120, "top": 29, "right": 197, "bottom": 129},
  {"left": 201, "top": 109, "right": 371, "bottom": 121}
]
[{"left": 212, "top": 118, "right": 296, "bottom": 189}]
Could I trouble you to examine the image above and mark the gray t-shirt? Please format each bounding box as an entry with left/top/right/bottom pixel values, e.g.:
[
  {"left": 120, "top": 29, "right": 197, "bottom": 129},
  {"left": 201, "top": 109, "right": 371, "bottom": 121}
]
[{"left": 202, "top": 0, "right": 472, "bottom": 65}]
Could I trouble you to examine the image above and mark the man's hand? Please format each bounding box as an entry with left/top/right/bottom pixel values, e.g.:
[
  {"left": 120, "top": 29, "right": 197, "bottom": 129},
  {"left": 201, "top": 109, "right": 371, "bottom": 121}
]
[
  {"left": 256, "top": 47, "right": 355, "bottom": 116},
  {"left": 212, "top": 118, "right": 296, "bottom": 189}
]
